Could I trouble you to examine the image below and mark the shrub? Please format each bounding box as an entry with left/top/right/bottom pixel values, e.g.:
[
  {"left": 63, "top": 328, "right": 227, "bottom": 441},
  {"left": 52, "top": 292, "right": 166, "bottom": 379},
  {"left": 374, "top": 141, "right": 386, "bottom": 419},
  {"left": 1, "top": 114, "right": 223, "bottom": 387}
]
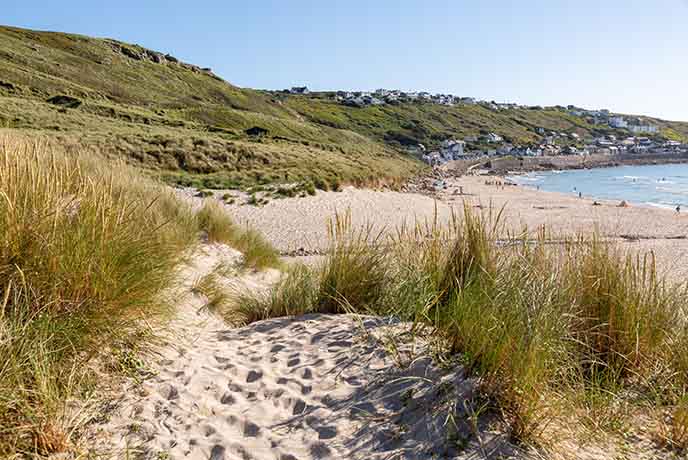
[{"left": 313, "top": 177, "right": 329, "bottom": 191}]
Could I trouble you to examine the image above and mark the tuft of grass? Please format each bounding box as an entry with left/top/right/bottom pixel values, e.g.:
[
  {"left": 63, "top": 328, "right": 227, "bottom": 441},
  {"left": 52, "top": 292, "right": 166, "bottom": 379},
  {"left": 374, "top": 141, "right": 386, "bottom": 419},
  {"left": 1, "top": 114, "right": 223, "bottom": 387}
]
[
  {"left": 192, "top": 270, "right": 231, "bottom": 314},
  {"left": 0, "top": 135, "right": 198, "bottom": 456},
  {"left": 234, "top": 264, "right": 317, "bottom": 324},
  {"left": 197, "top": 199, "right": 238, "bottom": 243},
  {"left": 196, "top": 199, "right": 279, "bottom": 270},
  {"left": 233, "top": 212, "right": 387, "bottom": 320},
  {"left": 234, "top": 227, "right": 281, "bottom": 270},
  {"left": 315, "top": 212, "right": 389, "bottom": 313},
  {"left": 304, "top": 182, "right": 316, "bottom": 196}
]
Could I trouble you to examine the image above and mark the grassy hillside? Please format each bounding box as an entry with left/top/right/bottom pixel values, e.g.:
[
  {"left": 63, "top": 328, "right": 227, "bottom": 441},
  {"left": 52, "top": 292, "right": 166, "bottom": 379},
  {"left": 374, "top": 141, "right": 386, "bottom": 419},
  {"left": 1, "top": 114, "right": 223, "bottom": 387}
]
[
  {"left": 2, "top": 25, "right": 687, "bottom": 190},
  {"left": 0, "top": 25, "right": 419, "bottom": 189}
]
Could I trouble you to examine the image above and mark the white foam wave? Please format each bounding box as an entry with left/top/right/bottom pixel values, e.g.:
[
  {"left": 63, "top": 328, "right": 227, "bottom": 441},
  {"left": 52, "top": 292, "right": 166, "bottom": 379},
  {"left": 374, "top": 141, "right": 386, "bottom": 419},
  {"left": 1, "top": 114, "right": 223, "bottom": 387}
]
[{"left": 645, "top": 202, "right": 678, "bottom": 210}]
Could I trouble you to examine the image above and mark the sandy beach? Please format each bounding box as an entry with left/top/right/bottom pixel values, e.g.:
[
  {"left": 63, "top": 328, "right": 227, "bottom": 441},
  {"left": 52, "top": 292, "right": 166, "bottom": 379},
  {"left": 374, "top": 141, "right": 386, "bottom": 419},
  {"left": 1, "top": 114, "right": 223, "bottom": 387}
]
[{"left": 218, "top": 177, "right": 688, "bottom": 278}]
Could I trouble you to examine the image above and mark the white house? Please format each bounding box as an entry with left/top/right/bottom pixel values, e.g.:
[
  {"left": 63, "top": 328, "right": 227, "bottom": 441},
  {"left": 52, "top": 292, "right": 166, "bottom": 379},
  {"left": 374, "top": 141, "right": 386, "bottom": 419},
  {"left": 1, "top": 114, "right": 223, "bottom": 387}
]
[
  {"left": 484, "top": 132, "right": 503, "bottom": 143},
  {"left": 609, "top": 116, "right": 628, "bottom": 129},
  {"left": 629, "top": 124, "right": 658, "bottom": 134}
]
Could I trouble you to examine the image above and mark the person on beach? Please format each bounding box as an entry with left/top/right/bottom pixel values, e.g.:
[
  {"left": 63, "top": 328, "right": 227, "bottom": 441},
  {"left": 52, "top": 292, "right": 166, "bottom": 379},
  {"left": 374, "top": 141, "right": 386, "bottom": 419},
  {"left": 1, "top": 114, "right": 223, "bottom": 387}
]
[
  {"left": 677, "top": 205, "right": 681, "bottom": 214},
  {"left": 579, "top": 192, "right": 582, "bottom": 198}
]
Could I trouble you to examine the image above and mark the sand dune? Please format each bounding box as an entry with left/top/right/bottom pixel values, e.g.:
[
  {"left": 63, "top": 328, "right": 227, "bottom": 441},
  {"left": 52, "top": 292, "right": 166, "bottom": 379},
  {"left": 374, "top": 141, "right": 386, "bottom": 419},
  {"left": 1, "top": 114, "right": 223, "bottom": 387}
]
[
  {"left": 95, "top": 179, "right": 688, "bottom": 459},
  {"left": 94, "top": 244, "right": 518, "bottom": 460}
]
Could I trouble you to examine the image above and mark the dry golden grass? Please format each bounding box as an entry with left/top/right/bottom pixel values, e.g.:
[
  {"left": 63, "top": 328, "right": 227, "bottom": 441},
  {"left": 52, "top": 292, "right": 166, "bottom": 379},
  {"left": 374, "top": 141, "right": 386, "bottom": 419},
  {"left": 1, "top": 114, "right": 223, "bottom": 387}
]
[
  {"left": 237, "top": 205, "right": 688, "bottom": 453},
  {"left": 0, "top": 134, "right": 272, "bottom": 456}
]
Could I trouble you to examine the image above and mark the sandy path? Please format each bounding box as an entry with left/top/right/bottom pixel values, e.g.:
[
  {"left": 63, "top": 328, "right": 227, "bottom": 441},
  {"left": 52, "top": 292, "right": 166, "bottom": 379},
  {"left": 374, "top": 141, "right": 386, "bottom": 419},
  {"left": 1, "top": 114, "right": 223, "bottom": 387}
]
[{"left": 94, "top": 243, "right": 518, "bottom": 460}]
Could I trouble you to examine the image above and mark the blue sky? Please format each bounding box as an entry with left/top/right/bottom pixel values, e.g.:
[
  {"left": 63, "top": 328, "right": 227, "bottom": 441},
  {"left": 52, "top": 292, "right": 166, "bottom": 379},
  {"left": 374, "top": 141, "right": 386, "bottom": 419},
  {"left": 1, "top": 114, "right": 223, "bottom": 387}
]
[{"left": 4, "top": 0, "right": 688, "bottom": 120}]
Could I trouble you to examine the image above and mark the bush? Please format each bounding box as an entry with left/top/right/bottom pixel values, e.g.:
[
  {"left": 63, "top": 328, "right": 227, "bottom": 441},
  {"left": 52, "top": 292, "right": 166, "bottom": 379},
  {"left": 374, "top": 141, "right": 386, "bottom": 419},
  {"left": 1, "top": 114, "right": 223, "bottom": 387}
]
[{"left": 313, "top": 177, "right": 329, "bottom": 191}]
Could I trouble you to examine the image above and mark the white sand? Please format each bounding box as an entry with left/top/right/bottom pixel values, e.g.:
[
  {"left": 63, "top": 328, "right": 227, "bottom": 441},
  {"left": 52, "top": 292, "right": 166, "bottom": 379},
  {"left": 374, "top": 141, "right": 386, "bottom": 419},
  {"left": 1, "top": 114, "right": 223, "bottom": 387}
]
[
  {"left": 93, "top": 243, "right": 518, "bottom": 460},
  {"left": 219, "top": 186, "right": 455, "bottom": 253},
  {"left": 216, "top": 179, "right": 688, "bottom": 278}
]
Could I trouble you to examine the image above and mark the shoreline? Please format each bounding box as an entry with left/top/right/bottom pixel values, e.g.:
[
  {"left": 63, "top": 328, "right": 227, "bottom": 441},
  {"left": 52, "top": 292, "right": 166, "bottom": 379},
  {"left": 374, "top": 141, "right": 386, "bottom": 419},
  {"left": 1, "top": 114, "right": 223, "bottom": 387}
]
[
  {"left": 454, "top": 151, "right": 688, "bottom": 176},
  {"left": 500, "top": 164, "right": 687, "bottom": 212},
  {"left": 509, "top": 179, "right": 680, "bottom": 212}
]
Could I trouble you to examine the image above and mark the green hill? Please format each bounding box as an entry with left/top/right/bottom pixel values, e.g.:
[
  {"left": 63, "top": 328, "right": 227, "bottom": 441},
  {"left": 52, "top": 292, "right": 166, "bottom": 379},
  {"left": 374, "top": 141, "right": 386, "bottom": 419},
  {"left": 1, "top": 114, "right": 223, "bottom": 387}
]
[{"left": 1, "top": 25, "right": 686, "bottom": 190}]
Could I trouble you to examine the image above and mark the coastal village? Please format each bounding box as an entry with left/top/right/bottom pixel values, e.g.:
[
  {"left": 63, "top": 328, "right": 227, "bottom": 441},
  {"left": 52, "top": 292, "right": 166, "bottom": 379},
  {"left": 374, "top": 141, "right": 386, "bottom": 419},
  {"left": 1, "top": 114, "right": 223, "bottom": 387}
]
[{"left": 285, "top": 86, "right": 688, "bottom": 165}]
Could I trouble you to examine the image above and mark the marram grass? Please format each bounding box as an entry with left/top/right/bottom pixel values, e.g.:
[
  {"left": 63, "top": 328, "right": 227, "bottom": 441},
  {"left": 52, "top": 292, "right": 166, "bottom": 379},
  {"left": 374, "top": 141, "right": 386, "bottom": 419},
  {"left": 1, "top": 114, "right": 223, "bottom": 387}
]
[
  {"left": 238, "top": 205, "right": 688, "bottom": 451},
  {"left": 196, "top": 199, "right": 280, "bottom": 270},
  {"left": 0, "top": 135, "right": 275, "bottom": 456}
]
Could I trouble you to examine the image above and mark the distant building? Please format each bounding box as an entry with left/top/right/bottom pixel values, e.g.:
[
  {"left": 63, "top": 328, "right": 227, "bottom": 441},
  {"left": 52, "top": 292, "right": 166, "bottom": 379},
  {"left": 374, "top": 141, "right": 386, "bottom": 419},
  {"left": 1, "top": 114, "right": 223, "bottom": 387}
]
[
  {"left": 483, "top": 132, "right": 503, "bottom": 143},
  {"left": 629, "top": 124, "right": 658, "bottom": 134},
  {"left": 440, "top": 139, "right": 466, "bottom": 159},
  {"left": 289, "top": 86, "right": 310, "bottom": 94},
  {"left": 609, "top": 116, "right": 628, "bottom": 129}
]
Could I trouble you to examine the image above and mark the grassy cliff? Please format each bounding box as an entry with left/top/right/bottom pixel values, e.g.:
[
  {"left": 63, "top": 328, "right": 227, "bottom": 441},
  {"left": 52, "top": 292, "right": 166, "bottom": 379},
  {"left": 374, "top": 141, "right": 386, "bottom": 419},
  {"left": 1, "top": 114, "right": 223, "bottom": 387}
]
[{"left": 1, "top": 25, "right": 687, "bottom": 190}]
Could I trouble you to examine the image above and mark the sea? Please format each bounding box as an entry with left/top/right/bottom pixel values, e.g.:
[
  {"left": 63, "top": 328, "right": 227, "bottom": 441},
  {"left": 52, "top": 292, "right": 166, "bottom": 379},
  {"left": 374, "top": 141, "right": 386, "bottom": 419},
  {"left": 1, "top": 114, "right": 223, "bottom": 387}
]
[{"left": 507, "top": 163, "right": 688, "bottom": 210}]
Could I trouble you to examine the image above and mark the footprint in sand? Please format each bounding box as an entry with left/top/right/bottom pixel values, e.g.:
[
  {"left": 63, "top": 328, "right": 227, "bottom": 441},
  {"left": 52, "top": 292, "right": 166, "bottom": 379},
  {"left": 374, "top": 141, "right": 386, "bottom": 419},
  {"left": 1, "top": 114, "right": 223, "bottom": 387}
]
[
  {"left": 220, "top": 392, "right": 235, "bottom": 405},
  {"left": 209, "top": 445, "right": 225, "bottom": 460},
  {"left": 243, "top": 420, "right": 261, "bottom": 437},
  {"left": 246, "top": 370, "right": 263, "bottom": 383}
]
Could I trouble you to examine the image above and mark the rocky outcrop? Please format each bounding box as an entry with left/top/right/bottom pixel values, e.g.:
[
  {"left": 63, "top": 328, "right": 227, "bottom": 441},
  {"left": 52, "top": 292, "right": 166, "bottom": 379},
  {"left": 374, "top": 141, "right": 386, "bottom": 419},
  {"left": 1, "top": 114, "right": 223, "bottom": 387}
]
[{"left": 104, "top": 40, "right": 223, "bottom": 80}]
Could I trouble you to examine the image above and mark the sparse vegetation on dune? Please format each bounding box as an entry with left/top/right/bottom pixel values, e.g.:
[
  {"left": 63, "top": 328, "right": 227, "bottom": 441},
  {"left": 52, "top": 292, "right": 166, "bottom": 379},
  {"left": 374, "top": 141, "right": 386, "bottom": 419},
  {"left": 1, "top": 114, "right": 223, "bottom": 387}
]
[
  {"left": 197, "top": 199, "right": 280, "bottom": 270},
  {"left": 0, "top": 134, "right": 277, "bottom": 456},
  {"left": 238, "top": 206, "right": 688, "bottom": 453}
]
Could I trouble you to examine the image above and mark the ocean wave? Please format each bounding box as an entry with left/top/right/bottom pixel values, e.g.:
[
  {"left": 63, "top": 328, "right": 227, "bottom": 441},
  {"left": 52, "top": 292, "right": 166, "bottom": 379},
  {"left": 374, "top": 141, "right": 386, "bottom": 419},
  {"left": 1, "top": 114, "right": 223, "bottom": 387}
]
[
  {"left": 656, "top": 186, "right": 688, "bottom": 196},
  {"left": 644, "top": 202, "right": 677, "bottom": 210},
  {"left": 621, "top": 175, "right": 650, "bottom": 182}
]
